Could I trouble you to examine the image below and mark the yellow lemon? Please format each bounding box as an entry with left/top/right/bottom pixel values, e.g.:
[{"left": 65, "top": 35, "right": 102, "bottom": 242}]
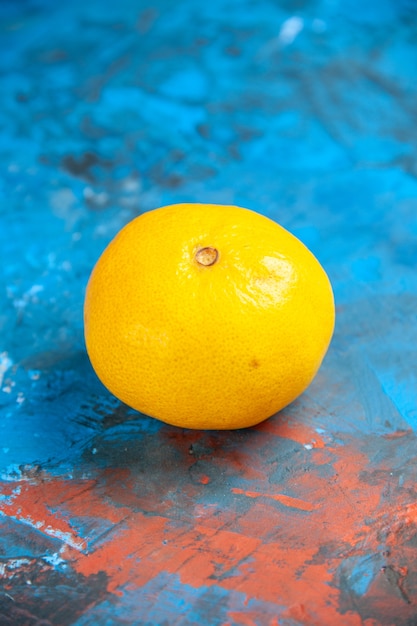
[{"left": 84, "top": 203, "right": 335, "bottom": 429}]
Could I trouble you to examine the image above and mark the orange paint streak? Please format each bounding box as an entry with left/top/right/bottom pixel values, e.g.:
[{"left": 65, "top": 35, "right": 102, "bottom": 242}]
[
  {"left": 231, "top": 487, "right": 319, "bottom": 511},
  {"left": 67, "top": 517, "right": 261, "bottom": 595},
  {"left": 382, "top": 429, "right": 412, "bottom": 440},
  {"left": 69, "top": 512, "right": 169, "bottom": 594},
  {"left": 258, "top": 416, "right": 325, "bottom": 448},
  {"left": 0, "top": 477, "right": 131, "bottom": 551},
  {"left": 0, "top": 480, "right": 91, "bottom": 551},
  {"left": 403, "top": 502, "right": 417, "bottom": 524},
  {"left": 222, "top": 544, "right": 373, "bottom": 626}
]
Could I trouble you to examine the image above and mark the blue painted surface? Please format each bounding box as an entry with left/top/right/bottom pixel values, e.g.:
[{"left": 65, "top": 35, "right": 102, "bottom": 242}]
[{"left": 1, "top": 0, "right": 417, "bottom": 624}]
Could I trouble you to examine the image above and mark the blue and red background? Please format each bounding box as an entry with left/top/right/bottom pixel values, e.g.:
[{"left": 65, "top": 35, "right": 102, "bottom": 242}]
[{"left": 1, "top": 0, "right": 417, "bottom": 624}]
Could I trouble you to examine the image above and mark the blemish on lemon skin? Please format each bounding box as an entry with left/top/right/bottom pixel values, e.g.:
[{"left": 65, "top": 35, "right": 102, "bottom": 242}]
[{"left": 250, "top": 359, "right": 260, "bottom": 369}]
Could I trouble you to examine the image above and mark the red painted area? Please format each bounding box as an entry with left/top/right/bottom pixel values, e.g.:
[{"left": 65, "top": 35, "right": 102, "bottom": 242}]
[
  {"left": 67, "top": 517, "right": 261, "bottom": 595},
  {"left": 2, "top": 430, "right": 417, "bottom": 625},
  {"left": 0, "top": 477, "right": 133, "bottom": 552},
  {"left": 0, "top": 480, "right": 90, "bottom": 551},
  {"left": 258, "top": 415, "right": 326, "bottom": 448},
  {"left": 231, "top": 487, "right": 319, "bottom": 511}
]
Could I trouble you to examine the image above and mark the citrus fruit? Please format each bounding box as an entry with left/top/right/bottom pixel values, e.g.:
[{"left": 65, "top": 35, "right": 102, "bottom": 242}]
[{"left": 84, "top": 203, "right": 335, "bottom": 430}]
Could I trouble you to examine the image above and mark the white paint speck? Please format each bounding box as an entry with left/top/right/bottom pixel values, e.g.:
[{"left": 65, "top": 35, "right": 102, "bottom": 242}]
[
  {"left": 0, "top": 352, "right": 13, "bottom": 387},
  {"left": 43, "top": 552, "right": 66, "bottom": 568},
  {"left": 27, "top": 284, "right": 44, "bottom": 298},
  {"left": 0, "top": 467, "right": 24, "bottom": 484},
  {"left": 43, "top": 526, "right": 86, "bottom": 551},
  {"left": 83, "top": 186, "right": 108, "bottom": 206},
  {"left": 6, "top": 558, "right": 32, "bottom": 570},
  {"left": 258, "top": 16, "right": 304, "bottom": 57},
  {"left": 304, "top": 443, "right": 313, "bottom": 450},
  {"left": 12, "top": 284, "right": 44, "bottom": 311},
  {"left": 278, "top": 16, "right": 304, "bottom": 46},
  {"left": 122, "top": 176, "right": 141, "bottom": 193}
]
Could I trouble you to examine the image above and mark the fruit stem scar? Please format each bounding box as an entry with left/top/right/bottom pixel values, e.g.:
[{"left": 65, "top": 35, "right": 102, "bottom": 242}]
[{"left": 195, "top": 247, "right": 219, "bottom": 267}]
